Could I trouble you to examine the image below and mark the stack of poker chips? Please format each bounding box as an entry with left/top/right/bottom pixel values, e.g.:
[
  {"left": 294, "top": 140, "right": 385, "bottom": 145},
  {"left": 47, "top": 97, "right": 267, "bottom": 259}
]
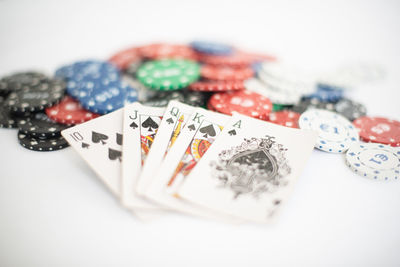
[{"left": 0, "top": 41, "right": 398, "bottom": 181}]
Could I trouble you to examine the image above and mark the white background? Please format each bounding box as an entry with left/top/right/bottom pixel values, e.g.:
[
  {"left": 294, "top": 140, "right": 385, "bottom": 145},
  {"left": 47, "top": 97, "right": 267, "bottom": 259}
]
[{"left": 1, "top": 0, "right": 400, "bottom": 266}]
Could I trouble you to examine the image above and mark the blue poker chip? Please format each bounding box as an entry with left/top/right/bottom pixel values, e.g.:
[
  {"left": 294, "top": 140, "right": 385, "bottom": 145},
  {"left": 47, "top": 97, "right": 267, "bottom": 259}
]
[
  {"left": 55, "top": 60, "right": 120, "bottom": 98},
  {"left": 190, "top": 41, "right": 233, "bottom": 55},
  {"left": 298, "top": 109, "right": 359, "bottom": 153},
  {"left": 304, "top": 84, "right": 343, "bottom": 103},
  {"left": 76, "top": 78, "right": 138, "bottom": 114}
]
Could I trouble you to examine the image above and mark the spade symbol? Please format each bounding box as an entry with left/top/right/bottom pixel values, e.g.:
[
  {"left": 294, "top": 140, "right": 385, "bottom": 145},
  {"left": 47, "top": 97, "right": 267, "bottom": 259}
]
[
  {"left": 130, "top": 121, "right": 138, "bottom": 129},
  {"left": 116, "top": 133, "right": 123, "bottom": 146},
  {"left": 108, "top": 148, "right": 122, "bottom": 162},
  {"left": 166, "top": 117, "right": 174, "bottom": 125},
  {"left": 81, "top": 142, "right": 90, "bottom": 149},
  {"left": 92, "top": 131, "right": 108, "bottom": 145},
  {"left": 187, "top": 124, "right": 196, "bottom": 131},
  {"left": 228, "top": 129, "right": 236, "bottom": 136},
  {"left": 199, "top": 124, "right": 216, "bottom": 138},
  {"left": 142, "top": 117, "right": 159, "bottom": 132}
]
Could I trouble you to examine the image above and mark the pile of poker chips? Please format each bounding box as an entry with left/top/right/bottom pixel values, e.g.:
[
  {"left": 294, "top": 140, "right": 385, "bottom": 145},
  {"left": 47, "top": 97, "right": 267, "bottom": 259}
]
[{"left": 0, "top": 41, "right": 399, "bottom": 180}]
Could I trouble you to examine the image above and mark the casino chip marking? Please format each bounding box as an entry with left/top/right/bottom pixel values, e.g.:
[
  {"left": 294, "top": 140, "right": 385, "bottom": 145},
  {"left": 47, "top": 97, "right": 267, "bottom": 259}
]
[
  {"left": 0, "top": 72, "right": 48, "bottom": 94},
  {"left": 137, "top": 59, "right": 200, "bottom": 90},
  {"left": 45, "top": 96, "right": 99, "bottom": 125},
  {"left": 4, "top": 79, "right": 65, "bottom": 112},
  {"left": 18, "top": 112, "right": 69, "bottom": 138},
  {"left": 208, "top": 90, "right": 272, "bottom": 120},
  {"left": 353, "top": 116, "right": 400, "bottom": 147},
  {"left": 299, "top": 109, "right": 359, "bottom": 153},
  {"left": 346, "top": 142, "right": 400, "bottom": 181},
  {"left": 18, "top": 131, "right": 69, "bottom": 152}
]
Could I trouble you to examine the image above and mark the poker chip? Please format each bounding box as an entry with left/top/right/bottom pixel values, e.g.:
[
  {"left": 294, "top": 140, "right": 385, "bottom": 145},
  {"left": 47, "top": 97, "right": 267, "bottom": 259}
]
[
  {"left": 353, "top": 116, "right": 400, "bottom": 147},
  {"left": 190, "top": 41, "right": 233, "bottom": 55},
  {"left": 108, "top": 47, "right": 141, "bottom": 71},
  {"left": 334, "top": 98, "right": 366, "bottom": 121},
  {"left": 137, "top": 59, "right": 200, "bottom": 90},
  {"left": 346, "top": 142, "right": 400, "bottom": 181},
  {"left": 45, "top": 96, "right": 99, "bottom": 125},
  {"left": 56, "top": 60, "right": 120, "bottom": 98},
  {"left": 208, "top": 90, "right": 272, "bottom": 119},
  {"left": 291, "top": 98, "right": 335, "bottom": 114},
  {"left": 18, "top": 131, "right": 69, "bottom": 152},
  {"left": 144, "top": 90, "right": 185, "bottom": 107},
  {"left": 76, "top": 79, "right": 138, "bottom": 114},
  {"left": 244, "top": 78, "right": 301, "bottom": 105},
  {"left": 181, "top": 90, "right": 210, "bottom": 107},
  {"left": 268, "top": 110, "right": 300, "bottom": 128},
  {"left": 304, "top": 85, "right": 343, "bottom": 103},
  {"left": 138, "top": 43, "right": 197, "bottom": 60},
  {"left": 18, "top": 112, "right": 69, "bottom": 138},
  {"left": 0, "top": 97, "right": 18, "bottom": 128},
  {"left": 200, "top": 65, "right": 254, "bottom": 81},
  {"left": 55, "top": 60, "right": 120, "bottom": 81},
  {"left": 0, "top": 71, "right": 48, "bottom": 95},
  {"left": 189, "top": 80, "right": 245, "bottom": 92},
  {"left": 4, "top": 78, "right": 66, "bottom": 112},
  {"left": 299, "top": 109, "right": 359, "bottom": 153},
  {"left": 199, "top": 52, "right": 254, "bottom": 67}
]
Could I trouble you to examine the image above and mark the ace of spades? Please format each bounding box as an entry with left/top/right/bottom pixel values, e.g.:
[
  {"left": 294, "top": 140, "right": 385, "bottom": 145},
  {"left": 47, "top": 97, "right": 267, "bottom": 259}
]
[{"left": 61, "top": 109, "right": 125, "bottom": 196}]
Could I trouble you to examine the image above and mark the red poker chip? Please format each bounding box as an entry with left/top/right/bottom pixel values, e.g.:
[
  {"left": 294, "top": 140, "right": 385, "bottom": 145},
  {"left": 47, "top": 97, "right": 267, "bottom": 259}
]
[
  {"left": 198, "top": 51, "right": 277, "bottom": 67},
  {"left": 138, "top": 43, "right": 198, "bottom": 60},
  {"left": 208, "top": 90, "right": 272, "bottom": 119},
  {"left": 45, "top": 96, "right": 100, "bottom": 125},
  {"left": 200, "top": 65, "right": 254, "bottom": 81},
  {"left": 353, "top": 116, "right": 400, "bottom": 147},
  {"left": 189, "top": 80, "right": 245, "bottom": 92},
  {"left": 268, "top": 110, "right": 300, "bottom": 128},
  {"left": 108, "top": 47, "right": 141, "bottom": 70}
]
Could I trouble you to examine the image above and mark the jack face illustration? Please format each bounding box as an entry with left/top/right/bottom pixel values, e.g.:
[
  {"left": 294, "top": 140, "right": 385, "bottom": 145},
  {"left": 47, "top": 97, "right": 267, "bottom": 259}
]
[{"left": 140, "top": 115, "right": 162, "bottom": 164}]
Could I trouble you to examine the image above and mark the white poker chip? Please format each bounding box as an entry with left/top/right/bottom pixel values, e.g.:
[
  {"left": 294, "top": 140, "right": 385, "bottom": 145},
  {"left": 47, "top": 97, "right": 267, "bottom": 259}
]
[
  {"left": 260, "top": 62, "right": 317, "bottom": 95},
  {"left": 346, "top": 142, "right": 400, "bottom": 181},
  {"left": 299, "top": 109, "right": 359, "bottom": 153},
  {"left": 244, "top": 78, "right": 301, "bottom": 105}
]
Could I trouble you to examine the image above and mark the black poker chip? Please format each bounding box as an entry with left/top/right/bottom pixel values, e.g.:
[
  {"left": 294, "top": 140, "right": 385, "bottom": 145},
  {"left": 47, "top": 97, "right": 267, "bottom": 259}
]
[
  {"left": 143, "top": 91, "right": 186, "bottom": 107},
  {"left": 181, "top": 90, "right": 210, "bottom": 107},
  {"left": 0, "top": 96, "right": 30, "bottom": 128},
  {"left": 290, "top": 98, "right": 335, "bottom": 114},
  {"left": 18, "top": 112, "right": 69, "bottom": 138},
  {"left": 0, "top": 71, "right": 48, "bottom": 95},
  {"left": 334, "top": 98, "right": 367, "bottom": 121},
  {"left": 17, "top": 131, "right": 69, "bottom": 152},
  {"left": 4, "top": 78, "right": 66, "bottom": 112}
]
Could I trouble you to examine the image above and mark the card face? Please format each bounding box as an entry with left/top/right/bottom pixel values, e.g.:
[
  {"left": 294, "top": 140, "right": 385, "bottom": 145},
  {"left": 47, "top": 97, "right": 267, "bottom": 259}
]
[
  {"left": 121, "top": 102, "right": 165, "bottom": 210},
  {"left": 177, "top": 114, "right": 318, "bottom": 223},
  {"left": 61, "top": 108, "right": 125, "bottom": 196},
  {"left": 144, "top": 108, "right": 240, "bottom": 221},
  {"left": 136, "top": 101, "right": 195, "bottom": 195}
]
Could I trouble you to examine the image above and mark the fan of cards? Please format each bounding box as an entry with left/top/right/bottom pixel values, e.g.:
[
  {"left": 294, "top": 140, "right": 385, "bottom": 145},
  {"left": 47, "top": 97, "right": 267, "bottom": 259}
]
[{"left": 62, "top": 100, "right": 318, "bottom": 223}]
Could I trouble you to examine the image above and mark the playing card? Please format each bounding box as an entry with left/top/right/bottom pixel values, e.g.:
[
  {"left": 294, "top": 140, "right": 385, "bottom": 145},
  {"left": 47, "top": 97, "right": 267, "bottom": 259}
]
[
  {"left": 177, "top": 114, "right": 318, "bottom": 223},
  {"left": 121, "top": 102, "right": 165, "bottom": 210},
  {"left": 136, "top": 100, "right": 195, "bottom": 195},
  {"left": 61, "top": 108, "right": 125, "bottom": 196},
  {"left": 144, "top": 108, "right": 242, "bottom": 221}
]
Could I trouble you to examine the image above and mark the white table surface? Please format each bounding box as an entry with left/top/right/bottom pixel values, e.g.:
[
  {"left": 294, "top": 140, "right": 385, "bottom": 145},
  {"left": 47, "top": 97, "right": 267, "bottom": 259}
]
[{"left": 1, "top": 0, "right": 400, "bottom": 266}]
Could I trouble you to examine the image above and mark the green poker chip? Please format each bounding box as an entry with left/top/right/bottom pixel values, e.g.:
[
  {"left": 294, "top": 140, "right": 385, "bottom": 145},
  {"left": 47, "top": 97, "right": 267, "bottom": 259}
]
[{"left": 137, "top": 59, "right": 200, "bottom": 91}]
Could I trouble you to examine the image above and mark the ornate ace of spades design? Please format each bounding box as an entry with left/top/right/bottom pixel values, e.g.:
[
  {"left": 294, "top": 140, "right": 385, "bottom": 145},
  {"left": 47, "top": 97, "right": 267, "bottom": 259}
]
[{"left": 210, "top": 136, "right": 291, "bottom": 199}]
